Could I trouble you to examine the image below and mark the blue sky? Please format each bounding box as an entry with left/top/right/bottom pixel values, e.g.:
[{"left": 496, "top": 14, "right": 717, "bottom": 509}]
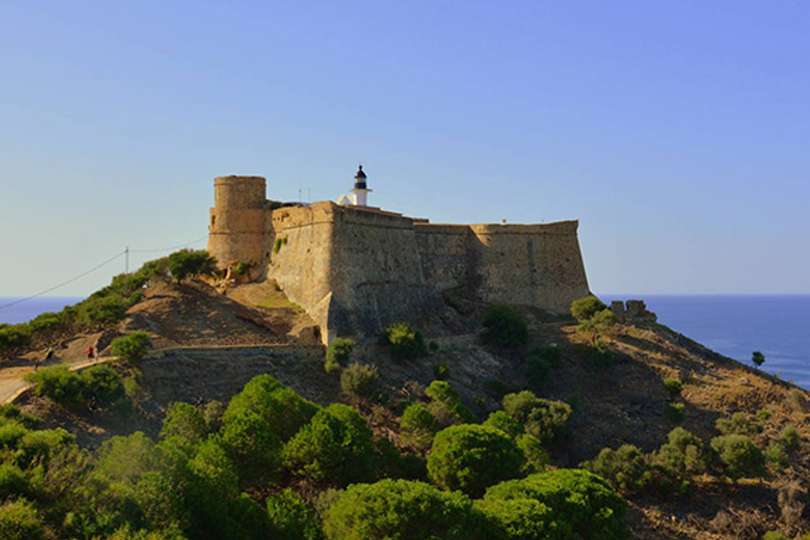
[{"left": 1, "top": 1, "right": 808, "bottom": 298}]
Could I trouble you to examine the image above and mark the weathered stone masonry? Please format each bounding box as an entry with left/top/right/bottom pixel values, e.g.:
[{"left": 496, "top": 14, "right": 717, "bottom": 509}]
[{"left": 208, "top": 175, "right": 591, "bottom": 343}]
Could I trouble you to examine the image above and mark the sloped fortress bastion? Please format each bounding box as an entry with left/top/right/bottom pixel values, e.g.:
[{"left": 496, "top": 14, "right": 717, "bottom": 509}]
[{"left": 208, "top": 170, "right": 591, "bottom": 343}]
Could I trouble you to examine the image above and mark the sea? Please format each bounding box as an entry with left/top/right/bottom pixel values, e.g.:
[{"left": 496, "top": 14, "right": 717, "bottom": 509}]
[{"left": 1, "top": 295, "right": 809, "bottom": 389}]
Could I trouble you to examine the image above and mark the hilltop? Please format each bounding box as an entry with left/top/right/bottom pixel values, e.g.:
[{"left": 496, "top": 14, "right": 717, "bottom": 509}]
[{"left": 3, "top": 275, "right": 809, "bottom": 539}]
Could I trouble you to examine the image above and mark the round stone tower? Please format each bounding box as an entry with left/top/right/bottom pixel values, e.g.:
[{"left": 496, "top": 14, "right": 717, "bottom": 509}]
[{"left": 207, "top": 175, "right": 269, "bottom": 278}]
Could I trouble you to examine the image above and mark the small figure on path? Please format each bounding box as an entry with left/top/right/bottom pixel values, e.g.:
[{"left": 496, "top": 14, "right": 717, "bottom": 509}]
[{"left": 87, "top": 346, "right": 94, "bottom": 361}]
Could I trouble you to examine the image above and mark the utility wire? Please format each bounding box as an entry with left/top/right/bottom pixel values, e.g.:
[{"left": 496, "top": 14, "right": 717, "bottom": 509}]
[
  {"left": 0, "top": 233, "right": 209, "bottom": 311},
  {"left": 0, "top": 250, "right": 126, "bottom": 311}
]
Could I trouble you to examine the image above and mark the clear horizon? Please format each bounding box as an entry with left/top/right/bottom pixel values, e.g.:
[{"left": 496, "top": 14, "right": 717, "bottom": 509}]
[{"left": 2, "top": 2, "right": 808, "bottom": 297}]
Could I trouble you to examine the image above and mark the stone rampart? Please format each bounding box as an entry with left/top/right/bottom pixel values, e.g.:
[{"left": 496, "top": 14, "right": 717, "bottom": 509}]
[{"left": 207, "top": 175, "right": 592, "bottom": 344}]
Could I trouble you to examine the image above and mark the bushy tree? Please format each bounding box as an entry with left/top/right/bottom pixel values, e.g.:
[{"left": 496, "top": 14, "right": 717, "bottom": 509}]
[
  {"left": 582, "top": 445, "right": 650, "bottom": 494},
  {"left": 482, "top": 304, "right": 529, "bottom": 348},
  {"left": 652, "top": 427, "right": 706, "bottom": 493},
  {"left": 220, "top": 409, "right": 283, "bottom": 482},
  {"left": 267, "top": 489, "right": 324, "bottom": 540},
  {"left": 570, "top": 296, "right": 607, "bottom": 322},
  {"left": 710, "top": 434, "right": 765, "bottom": 480},
  {"left": 167, "top": 250, "right": 218, "bottom": 283},
  {"left": 325, "top": 338, "right": 355, "bottom": 373},
  {"left": 283, "top": 403, "right": 374, "bottom": 486},
  {"left": 0, "top": 499, "right": 44, "bottom": 540},
  {"left": 502, "top": 391, "right": 571, "bottom": 445},
  {"left": 752, "top": 351, "right": 765, "bottom": 367},
  {"left": 323, "top": 479, "right": 495, "bottom": 540},
  {"left": 400, "top": 403, "right": 439, "bottom": 451},
  {"left": 484, "top": 411, "right": 524, "bottom": 439},
  {"left": 428, "top": 424, "right": 524, "bottom": 497},
  {"left": 339, "top": 363, "right": 380, "bottom": 401},
  {"left": 112, "top": 332, "right": 152, "bottom": 362},
  {"left": 160, "top": 403, "right": 208, "bottom": 445},
  {"left": 480, "top": 469, "right": 628, "bottom": 540},
  {"left": 24, "top": 366, "right": 84, "bottom": 407},
  {"left": 379, "top": 322, "right": 428, "bottom": 360},
  {"left": 223, "top": 375, "right": 319, "bottom": 442},
  {"left": 425, "top": 380, "right": 476, "bottom": 425}
]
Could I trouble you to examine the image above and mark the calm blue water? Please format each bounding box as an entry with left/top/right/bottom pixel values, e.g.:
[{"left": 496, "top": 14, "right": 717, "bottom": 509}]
[
  {"left": 605, "top": 295, "right": 810, "bottom": 389},
  {"left": 2, "top": 295, "right": 809, "bottom": 388},
  {"left": 0, "top": 297, "right": 84, "bottom": 325}
]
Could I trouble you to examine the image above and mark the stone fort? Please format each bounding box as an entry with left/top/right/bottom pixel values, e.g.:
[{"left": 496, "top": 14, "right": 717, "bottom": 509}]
[{"left": 207, "top": 167, "right": 591, "bottom": 344}]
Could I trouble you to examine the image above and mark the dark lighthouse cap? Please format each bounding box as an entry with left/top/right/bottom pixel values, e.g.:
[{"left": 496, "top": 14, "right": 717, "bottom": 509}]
[{"left": 353, "top": 165, "right": 367, "bottom": 190}]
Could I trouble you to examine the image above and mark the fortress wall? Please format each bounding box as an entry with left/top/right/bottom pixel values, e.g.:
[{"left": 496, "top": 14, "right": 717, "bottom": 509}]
[
  {"left": 468, "top": 220, "right": 590, "bottom": 313},
  {"left": 327, "top": 205, "right": 442, "bottom": 337},
  {"left": 267, "top": 203, "right": 336, "bottom": 332},
  {"left": 414, "top": 224, "right": 472, "bottom": 291}
]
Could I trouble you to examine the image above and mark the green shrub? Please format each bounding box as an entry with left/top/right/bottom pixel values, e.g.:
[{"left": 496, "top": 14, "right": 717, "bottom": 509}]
[
  {"left": 323, "top": 479, "right": 493, "bottom": 540},
  {"left": 283, "top": 403, "right": 374, "bottom": 486},
  {"left": 0, "top": 499, "right": 44, "bottom": 540},
  {"left": 17, "top": 428, "right": 74, "bottom": 467},
  {"left": 340, "top": 363, "right": 380, "bottom": 401},
  {"left": 428, "top": 424, "right": 524, "bottom": 497},
  {"left": 0, "top": 324, "right": 31, "bottom": 356},
  {"left": 167, "top": 249, "right": 218, "bottom": 283},
  {"left": 25, "top": 366, "right": 83, "bottom": 407},
  {"left": 232, "top": 261, "right": 251, "bottom": 276},
  {"left": 0, "top": 463, "right": 29, "bottom": 499},
  {"left": 765, "top": 441, "right": 789, "bottom": 471},
  {"left": 780, "top": 425, "right": 800, "bottom": 450},
  {"left": 710, "top": 434, "right": 765, "bottom": 480},
  {"left": 651, "top": 428, "right": 705, "bottom": 494},
  {"left": 486, "top": 379, "right": 522, "bottom": 397},
  {"left": 757, "top": 408, "right": 772, "bottom": 421},
  {"left": 502, "top": 391, "right": 572, "bottom": 445},
  {"left": 570, "top": 296, "right": 607, "bottom": 322},
  {"left": 0, "top": 404, "right": 39, "bottom": 429},
  {"left": 379, "top": 322, "right": 428, "bottom": 360},
  {"left": 425, "top": 381, "right": 476, "bottom": 425},
  {"left": 663, "top": 402, "right": 685, "bottom": 425},
  {"left": 663, "top": 378, "right": 683, "bottom": 397},
  {"left": 325, "top": 338, "right": 355, "bottom": 373},
  {"left": 433, "top": 363, "right": 450, "bottom": 380},
  {"left": 482, "top": 304, "right": 529, "bottom": 348},
  {"left": 716, "top": 412, "right": 760, "bottom": 435},
  {"left": 525, "top": 355, "right": 551, "bottom": 388},
  {"left": 583, "top": 445, "right": 650, "bottom": 494},
  {"left": 0, "top": 422, "right": 28, "bottom": 449},
  {"left": 580, "top": 308, "right": 616, "bottom": 332},
  {"left": 80, "top": 364, "right": 124, "bottom": 403},
  {"left": 762, "top": 532, "right": 789, "bottom": 540},
  {"left": 267, "top": 488, "right": 324, "bottom": 540},
  {"left": 480, "top": 469, "right": 628, "bottom": 540},
  {"left": 111, "top": 331, "right": 152, "bottom": 362},
  {"left": 400, "top": 403, "right": 439, "bottom": 451}
]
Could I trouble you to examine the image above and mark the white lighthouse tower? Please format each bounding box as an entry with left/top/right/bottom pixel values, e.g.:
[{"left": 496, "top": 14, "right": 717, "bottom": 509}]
[
  {"left": 338, "top": 165, "right": 372, "bottom": 207},
  {"left": 350, "top": 165, "right": 371, "bottom": 206}
]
